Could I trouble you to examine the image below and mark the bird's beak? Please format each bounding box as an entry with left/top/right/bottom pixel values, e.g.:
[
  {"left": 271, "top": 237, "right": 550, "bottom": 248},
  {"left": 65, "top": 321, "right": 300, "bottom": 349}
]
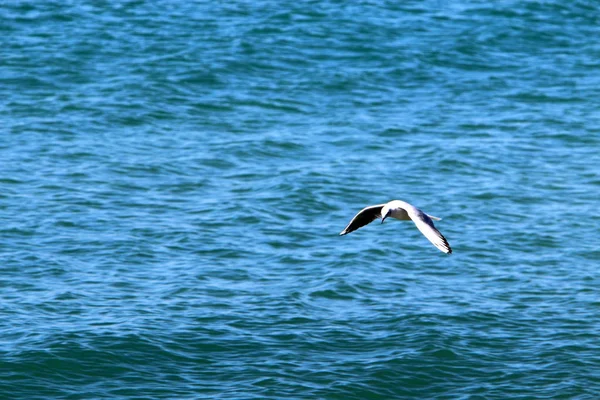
[{"left": 381, "top": 212, "right": 388, "bottom": 224}]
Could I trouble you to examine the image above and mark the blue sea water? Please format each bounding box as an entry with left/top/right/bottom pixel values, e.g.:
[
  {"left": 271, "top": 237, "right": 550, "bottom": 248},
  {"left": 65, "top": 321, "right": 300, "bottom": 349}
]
[{"left": 1, "top": 1, "right": 600, "bottom": 398}]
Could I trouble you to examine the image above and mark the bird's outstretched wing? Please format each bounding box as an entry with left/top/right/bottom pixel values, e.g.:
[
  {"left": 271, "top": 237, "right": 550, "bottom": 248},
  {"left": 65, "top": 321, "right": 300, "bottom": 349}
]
[
  {"left": 339, "top": 204, "right": 385, "bottom": 236},
  {"left": 409, "top": 210, "right": 452, "bottom": 254}
]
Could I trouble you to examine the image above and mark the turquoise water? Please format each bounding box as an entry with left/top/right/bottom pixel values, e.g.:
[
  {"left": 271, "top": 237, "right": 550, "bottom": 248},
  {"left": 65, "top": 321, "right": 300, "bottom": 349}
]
[{"left": 2, "top": 1, "right": 600, "bottom": 398}]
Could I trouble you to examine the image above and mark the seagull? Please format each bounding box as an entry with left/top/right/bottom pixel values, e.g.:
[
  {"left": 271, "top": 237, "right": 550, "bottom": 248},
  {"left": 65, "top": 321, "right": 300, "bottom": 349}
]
[{"left": 339, "top": 200, "right": 452, "bottom": 254}]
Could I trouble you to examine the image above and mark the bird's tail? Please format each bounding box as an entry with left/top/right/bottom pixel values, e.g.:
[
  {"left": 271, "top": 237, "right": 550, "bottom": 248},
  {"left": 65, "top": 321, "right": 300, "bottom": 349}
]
[{"left": 427, "top": 214, "right": 442, "bottom": 221}]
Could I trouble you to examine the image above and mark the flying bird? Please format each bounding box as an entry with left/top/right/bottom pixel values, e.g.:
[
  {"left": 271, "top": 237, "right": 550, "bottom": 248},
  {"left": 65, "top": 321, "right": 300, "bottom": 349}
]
[{"left": 340, "top": 200, "right": 452, "bottom": 254}]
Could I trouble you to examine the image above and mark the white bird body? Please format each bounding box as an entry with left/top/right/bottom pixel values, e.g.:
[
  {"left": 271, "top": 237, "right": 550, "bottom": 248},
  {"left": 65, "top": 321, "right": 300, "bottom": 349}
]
[{"left": 340, "top": 200, "right": 452, "bottom": 254}]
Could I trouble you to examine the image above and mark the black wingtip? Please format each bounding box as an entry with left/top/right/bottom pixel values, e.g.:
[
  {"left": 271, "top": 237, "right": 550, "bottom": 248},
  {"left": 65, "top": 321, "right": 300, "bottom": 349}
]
[{"left": 444, "top": 243, "right": 452, "bottom": 254}]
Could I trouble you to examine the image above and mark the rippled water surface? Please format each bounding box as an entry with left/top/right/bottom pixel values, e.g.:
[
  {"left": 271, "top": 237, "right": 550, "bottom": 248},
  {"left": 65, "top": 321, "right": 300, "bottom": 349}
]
[{"left": 2, "top": 1, "right": 600, "bottom": 398}]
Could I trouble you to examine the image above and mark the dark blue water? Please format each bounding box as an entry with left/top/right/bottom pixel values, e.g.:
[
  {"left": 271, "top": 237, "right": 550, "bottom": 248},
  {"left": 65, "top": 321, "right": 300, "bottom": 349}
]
[{"left": 2, "top": 1, "right": 600, "bottom": 398}]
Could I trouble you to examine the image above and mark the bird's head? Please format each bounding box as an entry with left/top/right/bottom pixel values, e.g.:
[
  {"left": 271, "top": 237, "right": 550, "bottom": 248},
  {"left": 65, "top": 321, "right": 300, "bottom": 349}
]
[{"left": 381, "top": 206, "right": 391, "bottom": 224}]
